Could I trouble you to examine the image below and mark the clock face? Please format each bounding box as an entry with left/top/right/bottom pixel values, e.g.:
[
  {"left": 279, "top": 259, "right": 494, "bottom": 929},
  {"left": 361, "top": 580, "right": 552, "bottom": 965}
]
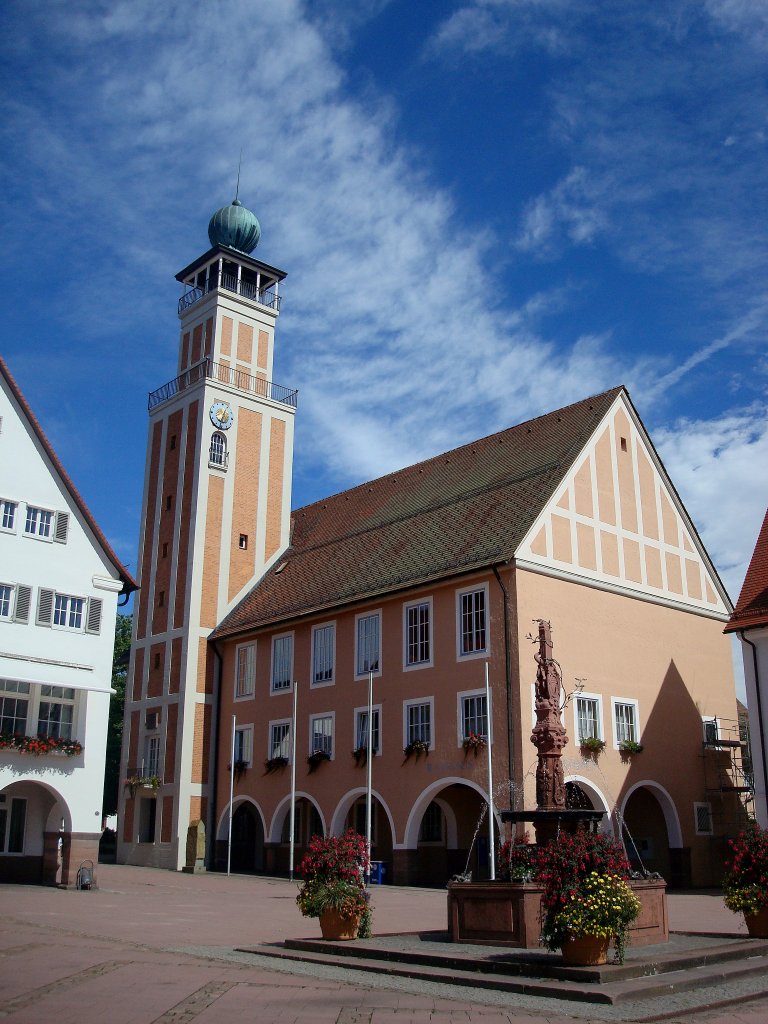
[{"left": 209, "top": 400, "right": 234, "bottom": 430}]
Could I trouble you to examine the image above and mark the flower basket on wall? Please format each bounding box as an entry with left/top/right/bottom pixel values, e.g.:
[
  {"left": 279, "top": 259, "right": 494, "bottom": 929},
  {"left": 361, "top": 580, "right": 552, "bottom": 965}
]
[
  {"left": 307, "top": 749, "right": 331, "bottom": 773},
  {"left": 227, "top": 759, "right": 249, "bottom": 781},
  {"left": 619, "top": 740, "right": 644, "bottom": 761},
  {"left": 462, "top": 732, "right": 487, "bottom": 757},
  {"left": 264, "top": 756, "right": 289, "bottom": 774},
  {"left": 352, "top": 746, "right": 367, "bottom": 766},
  {"left": 403, "top": 739, "right": 429, "bottom": 761},
  {"left": 124, "top": 775, "right": 161, "bottom": 798},
  {"left": 580, "top": 736, "right": 606, "bottom": 759},
  {"left": 0, "top": 733, "right": 83, "bottom": 757}
]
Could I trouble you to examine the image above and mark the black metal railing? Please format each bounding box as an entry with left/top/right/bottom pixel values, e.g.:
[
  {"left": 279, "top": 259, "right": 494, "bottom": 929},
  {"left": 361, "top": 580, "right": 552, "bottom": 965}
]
[
  {"left": 178, "top": 274, "right": 282, "bottom": 315},
  {"left": 148, "top": 358, "right": 298, "bottom": 411}
]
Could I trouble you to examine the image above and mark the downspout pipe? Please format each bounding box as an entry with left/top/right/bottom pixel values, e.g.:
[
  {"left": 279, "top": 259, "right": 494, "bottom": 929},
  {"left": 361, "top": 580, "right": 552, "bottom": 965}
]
[
  {"left": 492, "top": 565, "right": 515, "bottom": 795},
  {"left": 209, "top": 637, "right": 224, "bottom": 869},
  {"left": 741, "top": 629, "right": 768, "bottom": 823}
]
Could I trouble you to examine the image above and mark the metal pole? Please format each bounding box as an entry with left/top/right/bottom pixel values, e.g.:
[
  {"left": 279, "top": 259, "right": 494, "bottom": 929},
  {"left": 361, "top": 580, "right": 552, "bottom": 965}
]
[
  {"left": 289, "top": 682, "right": 298, "bottom": 881},
  {"left": 227, "top": 714, "right": 236, "bottom": 876},
  {"left": 365, "top": 670, "right": 373, "bottom": 885},
  {"left": 485, "top": 662, "right": 496, "bottom": 881}
]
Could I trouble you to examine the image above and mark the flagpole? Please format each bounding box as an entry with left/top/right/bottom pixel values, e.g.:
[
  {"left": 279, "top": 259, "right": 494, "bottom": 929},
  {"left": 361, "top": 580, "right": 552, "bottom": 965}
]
[
  {"left": 289, "top": 681, "right": 298, "bottom": 882},
  {"left": 485, "top": 661, "right": 495, "bottom": 881},
  {"left": 365, "top": 670, "right": 373, "bottom": 885},
  {"left": 227, "top": 713, "right": 236, "bottom": 876}
]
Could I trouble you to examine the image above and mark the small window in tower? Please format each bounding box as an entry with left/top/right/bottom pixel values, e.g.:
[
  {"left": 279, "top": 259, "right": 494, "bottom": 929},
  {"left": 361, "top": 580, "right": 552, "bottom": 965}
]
[
  {"left": 209, "top": 432, "right": 228, "bottom": 470},
  {"left": 620, "top": 437, "right": 627, "bottom": 452},
  {"left": 239, "top": 534, "right": 248, "bottom": 550},
  {"left": 162, "top": 542, "right": 168, "bottom": 558},
  {"left": 154, "top": 653, "right": 160, "bottom": 669},
  {"left": 166, "top": 496, "right": 173, "bottom": 511},
  {"left": 158, "top": 591, "right": 165, "bottom": 608},
  {"left": 170, "top": 434, "right": 177, "bottom": 451}
]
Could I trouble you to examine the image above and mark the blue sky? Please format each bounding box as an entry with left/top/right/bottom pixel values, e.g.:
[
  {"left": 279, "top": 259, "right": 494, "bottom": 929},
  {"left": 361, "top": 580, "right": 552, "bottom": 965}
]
[{"left": 2, "top": 1, "right": 766, "bottom": 657}]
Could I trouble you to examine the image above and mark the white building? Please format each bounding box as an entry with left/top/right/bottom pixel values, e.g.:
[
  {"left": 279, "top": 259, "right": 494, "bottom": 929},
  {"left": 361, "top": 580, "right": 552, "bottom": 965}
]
[{"left": 1, "top": 356, "right": 136, "bottom": 885}]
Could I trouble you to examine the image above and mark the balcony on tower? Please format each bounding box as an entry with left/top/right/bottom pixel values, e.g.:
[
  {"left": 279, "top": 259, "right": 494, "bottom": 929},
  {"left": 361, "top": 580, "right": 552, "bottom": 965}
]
[{"left": 176, "top": 245, "right": 285, "bottom": 318}]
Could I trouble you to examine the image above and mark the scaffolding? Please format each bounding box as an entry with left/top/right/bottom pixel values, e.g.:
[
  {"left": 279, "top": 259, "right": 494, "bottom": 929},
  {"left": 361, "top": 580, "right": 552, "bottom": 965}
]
[{"left": 701, "top": 716, "right": 754, "bottom": 838}]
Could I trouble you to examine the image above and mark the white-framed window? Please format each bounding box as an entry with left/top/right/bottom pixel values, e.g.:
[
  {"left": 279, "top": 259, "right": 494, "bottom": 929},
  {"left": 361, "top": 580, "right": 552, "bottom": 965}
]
[
  {"left": 37, "top": 685, "right": 76, "bottom": 740},
  {"left": 355, "top": 611, "right": 381, "bottom": 677},
  {"left": 419, "top": 801, "right": 444, "bottom": 843},
  {"left": 209, "top": 431, "right": 228, "bottom": 469},
  {"left": 694, "top": 801, "right": 714, "bottom": 836},
  {"left": 574, "top": 692, "right": 603, "bottom": 743},
  {"left": 269, "top": 720, "right": 291, "bottom": 760},
  {"left": 235, "top": 642, "right": 256, "bottom": 699},
  {"left": 311, "top": 622, "right": 335, "bottom": 685},
  {"left": 234, "top": 725, "right": 253, "bottom": 766},
  {"left": 143, "top": 734, "right": 161, "bottom": 778},
  {"left": 0, "top": 679, "right": 30, "bottom": 734},
  {"left": 458, "top": 689, "right": 489, "bottom": 743},
  {"left": 271, "top": 633, "right": 293, "bottom": 692},
  {"left": 310, "top": 713, "right": 334, "bottom": 757},
  {"left": 0, "top": 797, "right": 27, "bottom": 854},
  {"left": 36, "top": 590, "right": 102, "bottom": 633},
  {"left": 457, "top": 584, "right": 488, "bottom": 658},
  {"left": 612, "top": 698, "right": 640, "bottom": 747},
  {"left": 0, "top": 584, "right": 12, "bottom": 619},
  {"left": 404, "top": 697, "right": 434, "bottom": 748},
  {"left": 354, "top": 705, "right": 381, "bottom": 754},
  {"left": 24, "top": 505, "right": 53, "bottom": 539},
  {"left": 0, "top": 499, "right": 17, "bottom": 533},
  {"left": 404, "top": 598, "right": 432, "bottom": 668}
]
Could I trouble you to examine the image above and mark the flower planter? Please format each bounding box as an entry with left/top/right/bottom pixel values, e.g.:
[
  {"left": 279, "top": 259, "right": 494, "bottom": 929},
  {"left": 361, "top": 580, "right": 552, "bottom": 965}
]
[
  {"left": 319, "top": 909, "right": 360, "bottom": 940},
  {"left": 744, "top": 908, "right": 768, "bottom": 938},
  {"left": 561, "top": 934, "right": 610, "bottom": 965}
]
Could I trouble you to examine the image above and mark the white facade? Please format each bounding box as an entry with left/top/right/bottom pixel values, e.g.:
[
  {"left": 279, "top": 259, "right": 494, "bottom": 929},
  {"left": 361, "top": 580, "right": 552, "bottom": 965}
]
[
  {"left": 0, "top": 358, "right": 134, "bottom": 884},
  {"left": 738, "top": 627, "right": 768, "bottom": 828}
]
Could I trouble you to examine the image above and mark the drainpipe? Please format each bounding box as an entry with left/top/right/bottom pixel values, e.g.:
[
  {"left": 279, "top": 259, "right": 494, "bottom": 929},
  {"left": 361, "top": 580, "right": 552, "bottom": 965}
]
[
  {"left": 741, "top": 630, "right": 768, "bottom": 824},
  {"left": 209, "top": 637, "right": 224, "bottom": 869},
  {"left": 492, "top": 565, "right": 515, "bottom": 796}
]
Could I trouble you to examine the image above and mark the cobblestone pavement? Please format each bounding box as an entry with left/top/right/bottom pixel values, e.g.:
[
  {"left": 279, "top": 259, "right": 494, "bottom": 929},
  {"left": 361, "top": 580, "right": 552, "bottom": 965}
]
[{"left": 1, "top": 865, "right": 767, "bottom": 1024}]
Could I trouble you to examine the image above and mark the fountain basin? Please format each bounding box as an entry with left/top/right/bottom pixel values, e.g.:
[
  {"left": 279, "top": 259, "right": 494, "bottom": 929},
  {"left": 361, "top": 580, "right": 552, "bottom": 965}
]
[{"left": 447, "top": 878, "right": 668, "bottom": 948}]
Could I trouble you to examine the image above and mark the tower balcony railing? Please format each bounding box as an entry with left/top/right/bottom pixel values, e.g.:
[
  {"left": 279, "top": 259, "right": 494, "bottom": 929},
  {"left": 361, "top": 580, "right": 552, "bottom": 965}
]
[
  {"left": 178, "top": 274, "right": 281, "bottom": 315},
  {"left": 148, "top": 358, "right": 298, "bottom": 411}
]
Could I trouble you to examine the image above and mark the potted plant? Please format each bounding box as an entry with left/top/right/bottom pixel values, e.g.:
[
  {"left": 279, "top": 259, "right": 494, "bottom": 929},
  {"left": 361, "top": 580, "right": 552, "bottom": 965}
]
[
  {"left": 619, "top": 740, "right": 644, "bottom": 760},
  {"left": 462, "top": 732, "right": 487, "bottom": 757},
  {"left": 264, "top": 755, "right": 289, "bottom": 774},
  {"left": 403, "top": 738, "right": 429, "bottom": 760},
  {"left": 296, "top": 829, "right": 372, "bottom": 940},
  {"left": 124, "top": 774, "right": 161, "bottom": 798},
  {"left": 538, "top": 828, "right": 639, "bottom": 964},
  {"left": 580, "top": 736, "right": 606, "bottom": 757},
  {"left": 723, "top": 822, "right": 768, "bottom": 937},
  {"left": 307, "top": 749, "right": 331, "bottom": 773},
  {"left": 227, "top": 759, "right": 249, "bottom": 781},
  {"left": 352, "top": 746, "right": 367, "bottom": 766}
]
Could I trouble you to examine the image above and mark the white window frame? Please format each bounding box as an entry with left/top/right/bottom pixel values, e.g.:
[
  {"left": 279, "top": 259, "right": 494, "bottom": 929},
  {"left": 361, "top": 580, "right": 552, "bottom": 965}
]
[
  {"left": 271, "top": 632, "right": 294, "bottom": 693},
  {"left": 354, "top": 704, "right": 382, "bottom": 755},
  {"left": 403, "top": 696, "right": 435, "bottom": 750},
  {"left": 611, "top": 697, "right": 640, "bottom": 748},
  {"left": 403, "top": 597, "right": 433, "bottom": 670},
  {"left": 309, "top": 712, "right": 335, "bottom": 758},
  {"left": 573, "top": 691, "right": 604, "bottom": 744},
  {"left": 24, "top": 504, "right": 54, "bottom": 540},
  {"left": 37, "top": 685, "right": 77, "bottom": 740},
  {"left": 311, "top": 621, "right": 336, "bottom": 687},
  {"left": 143, "top": 734, "right": 161, "bottom": 778},
  {"left": 456, "top": 583, "right": 489, "bottom": 660},
  {"left": 0, "top": 583, "right": 13, "bottom": 620},
  {"left": 355, "top": 609, "right": 382, "bottom": 679},
  {"left": 694, "top": 801, "right": 714, "bottom": 836},
  {"left": 268, "top": 719, "right": 292, "bottom": 761},
  {"left": 53, "top": 594, "right": 85, "bottom": 630},
  {"left": 208, "top": 431, "right": 228, "bottom": 469},
  {"left": 457, "top": 687, "right": 490, "bottom": 746},
  {"left": 234, "top": 642, "right": 256, "bottom": 700},
  {"left": 0, "top": 679, "right": 31, "bottom": 735},
  {"left": 0, "top": 498, "right": 17, "bottom": 534},
  {"left": 234, "top": 724, "right": 253, "bottom": 767}
]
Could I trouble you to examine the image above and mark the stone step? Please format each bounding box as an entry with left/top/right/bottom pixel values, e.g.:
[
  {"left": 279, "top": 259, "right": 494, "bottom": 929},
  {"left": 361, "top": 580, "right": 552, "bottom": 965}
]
[{"left": 237, "top": 939, "right": 768, "bottom": 1008}]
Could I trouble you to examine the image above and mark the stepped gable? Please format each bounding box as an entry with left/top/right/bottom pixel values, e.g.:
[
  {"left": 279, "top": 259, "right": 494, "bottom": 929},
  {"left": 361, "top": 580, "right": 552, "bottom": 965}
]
[
  {"left": 725, "top": 507, "right": 768, "bottom": 633},
  {"left": 212, "top": 386, "right": 624, "bottom": 638}
]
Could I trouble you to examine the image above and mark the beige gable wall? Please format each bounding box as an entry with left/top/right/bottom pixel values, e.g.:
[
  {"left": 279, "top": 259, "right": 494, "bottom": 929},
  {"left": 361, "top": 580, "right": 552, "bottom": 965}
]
[{"left": 515, "top": 395, "right": 729, "bottom": 618}]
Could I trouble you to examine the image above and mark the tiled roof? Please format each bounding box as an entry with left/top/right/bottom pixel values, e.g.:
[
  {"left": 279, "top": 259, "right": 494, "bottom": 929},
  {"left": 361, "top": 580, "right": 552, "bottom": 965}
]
[
  {"left": 212, "top": 386, "right": 625, "bottom": 640},
  {"left": 725, "top": 507, "right": 768, "bottom": 633},
  {"left": 0, "top": 356, "right": 137, "bottom": 594}
]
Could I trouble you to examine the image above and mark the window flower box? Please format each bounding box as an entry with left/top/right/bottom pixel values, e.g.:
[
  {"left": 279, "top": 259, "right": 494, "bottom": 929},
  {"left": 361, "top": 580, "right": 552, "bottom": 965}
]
[
  {"left": 462, "top": 732, "right": 487, "bottom": 756},
  {"left": 0, "top": 732, "right": 83, "bottom": 757},
  {"left": 307, "top": 749, "right": 331, "bottom": 773},
  {"left": 124, "top": 774, "right": 161, "bottom": 797},
  {"left": 403, "top": 738, "right": 429, "bottom": 760},
  {"left": 227, "top": 759, "right": 249, "bottom": 781},
  {"left": 580, "top": 736, "right": 606, "bottom": 757},
  {"left": 264, "top": 755, "right": 288, "bottom": 774},
  {"left": 352, "top": 746, "right": 368, "bottom": 766},
  {"left": 619, "top": 740, "right": 644, "bottom": 760}
]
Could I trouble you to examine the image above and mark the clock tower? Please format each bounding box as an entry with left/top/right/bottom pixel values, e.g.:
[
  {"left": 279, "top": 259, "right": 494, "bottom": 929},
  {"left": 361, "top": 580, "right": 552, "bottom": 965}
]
[{"left": 118, "top": 196, "right": 296, "bottom": 870}]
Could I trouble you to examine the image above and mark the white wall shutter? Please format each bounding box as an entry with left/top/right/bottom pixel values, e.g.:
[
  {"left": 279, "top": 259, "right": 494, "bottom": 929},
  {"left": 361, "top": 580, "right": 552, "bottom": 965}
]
[
  {"left": 37, "top": 588, "right": 54, "bottom": 626},
  {"left": 13, "top": 584, "right": 32, "bottom": 623},
  {"left": 86, "top": 597, "right": 102, "bottom": 635},
  {"left": 54, "top": 511, "right": 70, "bottom": 543}
]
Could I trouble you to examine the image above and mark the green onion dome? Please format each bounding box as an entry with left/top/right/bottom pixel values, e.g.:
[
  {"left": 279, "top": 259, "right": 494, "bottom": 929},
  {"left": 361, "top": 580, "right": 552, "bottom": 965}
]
[{"left": 207, "top": 198, "right": 261, "bottom": 254}]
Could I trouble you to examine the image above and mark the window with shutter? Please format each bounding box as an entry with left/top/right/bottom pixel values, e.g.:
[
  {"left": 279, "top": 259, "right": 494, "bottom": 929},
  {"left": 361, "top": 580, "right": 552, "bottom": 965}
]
[
  {"left": 54, "top": 511, "right": 69, "bottom": 543},
  {"left": 13, "top": 585, "right": 31, "bottom": 624},
  {"left": 36, "top": 588, "right": 54, "bottom": 626}
]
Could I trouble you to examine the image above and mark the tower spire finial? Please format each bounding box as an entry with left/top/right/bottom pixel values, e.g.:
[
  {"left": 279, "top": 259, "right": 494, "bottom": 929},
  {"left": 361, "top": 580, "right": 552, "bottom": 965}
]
[{"left": 234, "top": 149, "right": 243, "bottom": 204}]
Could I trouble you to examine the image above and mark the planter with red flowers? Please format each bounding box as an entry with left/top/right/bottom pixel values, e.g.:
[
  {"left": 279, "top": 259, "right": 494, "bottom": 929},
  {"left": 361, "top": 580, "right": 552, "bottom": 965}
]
[
  {"left": 462, "top": 732, "right": 487, "bottom": 757},
  {"left": 723, "top": 822, "right": 768, "bottom": 937},
  {"left": 0, "top": 733, "right": 83, "bottom": 757}
]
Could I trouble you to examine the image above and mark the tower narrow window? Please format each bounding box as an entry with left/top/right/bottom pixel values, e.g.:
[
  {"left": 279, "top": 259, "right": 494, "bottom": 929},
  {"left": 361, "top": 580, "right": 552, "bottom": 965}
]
[{"left": 209, "top": 432, "right": 228, "bottom": 469}]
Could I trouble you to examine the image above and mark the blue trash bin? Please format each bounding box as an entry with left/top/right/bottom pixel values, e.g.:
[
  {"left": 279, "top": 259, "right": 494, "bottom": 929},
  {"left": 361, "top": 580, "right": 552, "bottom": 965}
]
[{"left": 370, "top": 860, "right": 384, "bottom": 884}]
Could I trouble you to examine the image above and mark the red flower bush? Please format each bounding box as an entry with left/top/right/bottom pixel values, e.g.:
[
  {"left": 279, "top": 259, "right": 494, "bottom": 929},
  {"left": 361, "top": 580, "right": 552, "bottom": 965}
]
[
  {"left": 723, "top": 822, "right": 768, "bottom": 916},
  {"left": 298, "top": 828, "right": 370, "bottom": 884},
  {"left": 0, "top": 732, "right": 82, "bottom": 756}
]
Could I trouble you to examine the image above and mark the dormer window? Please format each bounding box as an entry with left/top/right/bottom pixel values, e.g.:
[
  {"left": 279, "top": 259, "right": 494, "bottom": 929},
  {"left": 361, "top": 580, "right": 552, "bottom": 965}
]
[{"left": 209, "top": 431, "right": 228, "bottom": 469}]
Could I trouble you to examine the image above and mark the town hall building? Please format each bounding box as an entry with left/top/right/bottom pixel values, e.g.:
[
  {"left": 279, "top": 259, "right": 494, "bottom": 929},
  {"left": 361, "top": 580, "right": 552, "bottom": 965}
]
[{"left": 118, "top": 197, "right": 746, "bottom": 887}]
